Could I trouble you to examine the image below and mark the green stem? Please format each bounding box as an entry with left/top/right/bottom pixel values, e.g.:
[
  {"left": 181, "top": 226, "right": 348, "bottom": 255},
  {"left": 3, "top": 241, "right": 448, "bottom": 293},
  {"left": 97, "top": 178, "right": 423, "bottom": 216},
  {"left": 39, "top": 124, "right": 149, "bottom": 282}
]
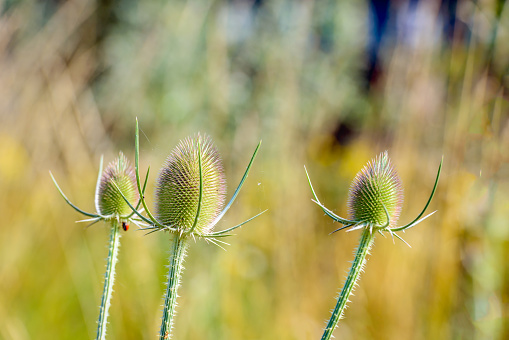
[
  {"left": 321, "top": 228, "right": 375, "bottom": 340},
  {"left": 96, "top": 221, "right": 121, "bottom": 340},
  {"left": 160, "top": 235, "right": 188, "bottom": 339}
]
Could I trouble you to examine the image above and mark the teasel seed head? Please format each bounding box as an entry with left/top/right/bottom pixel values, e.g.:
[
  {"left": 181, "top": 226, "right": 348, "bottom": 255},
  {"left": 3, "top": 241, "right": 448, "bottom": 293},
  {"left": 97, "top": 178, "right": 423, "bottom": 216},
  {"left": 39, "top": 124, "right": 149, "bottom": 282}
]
[
  {"left": 97, "top": 152, "right": 138, "bottom": 217},
  {"left": 155, "top": 134, "right": 226, "bottom": 234},
  {"left": 347, "top": 151, "right": 403, "bottom": 228}
]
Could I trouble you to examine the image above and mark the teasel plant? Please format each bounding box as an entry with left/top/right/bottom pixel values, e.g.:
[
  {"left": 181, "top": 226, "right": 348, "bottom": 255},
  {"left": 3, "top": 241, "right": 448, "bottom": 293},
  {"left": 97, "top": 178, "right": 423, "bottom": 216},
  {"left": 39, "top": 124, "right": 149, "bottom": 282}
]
[
  {"left": 50, "top": 152, "right": 148, "bottom": 340},
  {"left": 116, "top": 119, "right": 265, "bottom": 339},
  {"left": 305, "top": 151, "right": 442, "bottom": 340}
]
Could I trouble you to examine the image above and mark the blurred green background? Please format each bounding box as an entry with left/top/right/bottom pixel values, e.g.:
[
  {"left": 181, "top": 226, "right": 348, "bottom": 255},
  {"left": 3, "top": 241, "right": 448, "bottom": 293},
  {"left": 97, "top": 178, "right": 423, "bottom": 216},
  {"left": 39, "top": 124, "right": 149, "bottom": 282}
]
[{"left": 1, "top": 0, "right": 508, "bottom": 339}]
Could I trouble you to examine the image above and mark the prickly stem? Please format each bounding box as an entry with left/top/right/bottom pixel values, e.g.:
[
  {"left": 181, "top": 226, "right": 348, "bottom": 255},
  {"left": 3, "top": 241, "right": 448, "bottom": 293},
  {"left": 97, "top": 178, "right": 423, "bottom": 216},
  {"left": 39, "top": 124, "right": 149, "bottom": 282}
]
[
  {"left": 159, "top": 235, "right": 188, "bottom": 339},
  {"left": 321, "top": 228, "right": 375, "bottom": 340},
  {"left": 96, "top": 221, "right": 122, "bottom": 340}
]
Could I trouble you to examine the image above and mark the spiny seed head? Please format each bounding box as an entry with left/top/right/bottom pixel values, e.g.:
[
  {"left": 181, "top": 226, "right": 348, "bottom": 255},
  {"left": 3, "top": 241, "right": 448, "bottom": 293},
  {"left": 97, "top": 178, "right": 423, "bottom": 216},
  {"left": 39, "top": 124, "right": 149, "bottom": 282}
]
[
  {"left": 155, "top": 134, "right": 226, "bottom": 234},
  {"left": 347, "top": 151, "right": 403, "bottom": 228},
  {"left": 97, "top": 152, "right": 138, "bottom": 217}
]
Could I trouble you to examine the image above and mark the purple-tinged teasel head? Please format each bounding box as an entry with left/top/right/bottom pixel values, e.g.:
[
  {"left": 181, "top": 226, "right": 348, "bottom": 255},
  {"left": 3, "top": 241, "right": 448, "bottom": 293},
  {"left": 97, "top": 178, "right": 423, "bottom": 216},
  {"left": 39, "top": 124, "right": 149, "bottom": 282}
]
[
  {"left": 347, "top": 151, "right": 403, "bottom": 228},
  {"left": 97, "top": 152, "right": 139, "bottom": 217},
  {"left": 155, "top": 134, "right": 227, "bottom": 234}
]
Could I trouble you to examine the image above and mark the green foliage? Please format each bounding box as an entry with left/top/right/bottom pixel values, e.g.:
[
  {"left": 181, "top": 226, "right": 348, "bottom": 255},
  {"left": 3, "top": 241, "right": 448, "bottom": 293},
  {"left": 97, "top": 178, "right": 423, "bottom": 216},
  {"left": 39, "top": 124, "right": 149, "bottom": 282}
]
[{"left": 3, "top": 0, "right": 509, "bottom": 339}]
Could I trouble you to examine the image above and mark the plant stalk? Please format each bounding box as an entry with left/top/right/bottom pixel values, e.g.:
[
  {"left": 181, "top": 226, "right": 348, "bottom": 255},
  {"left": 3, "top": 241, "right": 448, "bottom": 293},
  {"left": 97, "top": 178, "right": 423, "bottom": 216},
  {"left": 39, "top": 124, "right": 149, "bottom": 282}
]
[
  {"left": 321, "top": 228, "right": 375, "bottom": 340},
  {"left": 160, "top": 235, "right": 188, "bottom": 339},
  {"left": 96, "top": 221, "right": 122, "bottom": 340}
]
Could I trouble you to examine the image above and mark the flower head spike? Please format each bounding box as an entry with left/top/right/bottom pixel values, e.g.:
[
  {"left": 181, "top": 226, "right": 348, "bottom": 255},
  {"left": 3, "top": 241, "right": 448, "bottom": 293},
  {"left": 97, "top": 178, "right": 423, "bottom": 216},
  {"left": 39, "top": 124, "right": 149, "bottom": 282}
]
[
  {"left": 97, "top": 152, "right": 139, "bottom": 217},
  {"left": 155, "top": 134, "right": 226, "bottom": 234},
  {"left": 348, "top": 151, "right": 403, "bottom": 229}
]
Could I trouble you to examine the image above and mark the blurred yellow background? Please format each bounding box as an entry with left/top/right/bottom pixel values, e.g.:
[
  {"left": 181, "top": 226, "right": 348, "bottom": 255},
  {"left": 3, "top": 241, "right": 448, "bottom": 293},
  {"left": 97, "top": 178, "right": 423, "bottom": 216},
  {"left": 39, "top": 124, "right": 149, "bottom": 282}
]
[{"left": 0, "top": 0, "right": 508, "bottom": 339}]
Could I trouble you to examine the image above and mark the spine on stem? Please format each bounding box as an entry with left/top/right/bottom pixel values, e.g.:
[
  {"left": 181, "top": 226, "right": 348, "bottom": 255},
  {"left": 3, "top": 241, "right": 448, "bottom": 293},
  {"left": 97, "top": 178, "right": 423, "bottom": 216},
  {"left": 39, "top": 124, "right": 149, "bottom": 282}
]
[
  {"left": 321, "top": 228, "right": 375, "bottom": 340},
  {"left": 96, "top": 221, "right": 122, "bottom": 340},
  {"left": 160, "top": 235, "right": 189, "bottom": 339}
]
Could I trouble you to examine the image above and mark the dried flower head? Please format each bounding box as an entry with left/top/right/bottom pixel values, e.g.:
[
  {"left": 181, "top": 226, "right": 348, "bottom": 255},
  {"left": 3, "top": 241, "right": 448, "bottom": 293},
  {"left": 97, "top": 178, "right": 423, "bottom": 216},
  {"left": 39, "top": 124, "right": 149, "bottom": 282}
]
[
  {"left": 347, "top": 151, "right": 403, "bottom": 228},
  {"left": 155, "top": 134, "right": 227, "bottom": 234},
  {"left": 97, "top": 152, "right": 139, "bottom": 217}
]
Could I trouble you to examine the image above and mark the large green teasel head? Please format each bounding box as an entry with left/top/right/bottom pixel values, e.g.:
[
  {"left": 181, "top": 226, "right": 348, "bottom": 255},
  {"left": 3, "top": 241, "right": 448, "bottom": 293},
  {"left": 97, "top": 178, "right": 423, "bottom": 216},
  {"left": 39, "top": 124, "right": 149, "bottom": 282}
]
[
  {"left": 114, "top": 118, "right": 265, "bottom": 241},
  {"left": 155, "top": 134, "right": 227, "bottom": 234},
  {"left": 347, "top": 151, "right": 403, "bottom": 229},
  {"left": 306, "top": 151, "right": 442, "bottom": 242}
]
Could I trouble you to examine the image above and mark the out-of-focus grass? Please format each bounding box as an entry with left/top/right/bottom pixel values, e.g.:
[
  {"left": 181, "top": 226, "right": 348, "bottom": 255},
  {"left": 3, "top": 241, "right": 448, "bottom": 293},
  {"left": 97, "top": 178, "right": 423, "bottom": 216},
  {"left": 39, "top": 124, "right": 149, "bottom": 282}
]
[{"left": 0, "top": 0, "right": 508, "bottom": 339}]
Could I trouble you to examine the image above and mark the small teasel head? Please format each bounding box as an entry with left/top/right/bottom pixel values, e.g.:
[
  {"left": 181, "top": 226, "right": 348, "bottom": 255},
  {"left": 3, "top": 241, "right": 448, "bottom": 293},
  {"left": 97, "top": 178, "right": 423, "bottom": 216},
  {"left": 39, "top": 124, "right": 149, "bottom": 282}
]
[
  {"left": 155, "top": 134, "right": 227, "bottom": 234},
  {"left": 347, "top": 151, "right": 403, "bottom": 228},
  {"left": 97, "top": 152, "right": 138, "bottom": 217}
]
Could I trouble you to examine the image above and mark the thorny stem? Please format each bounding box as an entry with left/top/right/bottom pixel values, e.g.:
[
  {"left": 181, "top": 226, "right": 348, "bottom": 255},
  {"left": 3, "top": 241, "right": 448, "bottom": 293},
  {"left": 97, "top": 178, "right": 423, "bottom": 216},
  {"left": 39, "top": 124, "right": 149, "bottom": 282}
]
[
  {"left": 321, "top": 228, "right": 375, "bottom": 340},
  {"left": 160, "top": 235, "right": 189, "bottom": 339},
  {"left": 96, "top": 221, "right": 122, "bottom": 340}
]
